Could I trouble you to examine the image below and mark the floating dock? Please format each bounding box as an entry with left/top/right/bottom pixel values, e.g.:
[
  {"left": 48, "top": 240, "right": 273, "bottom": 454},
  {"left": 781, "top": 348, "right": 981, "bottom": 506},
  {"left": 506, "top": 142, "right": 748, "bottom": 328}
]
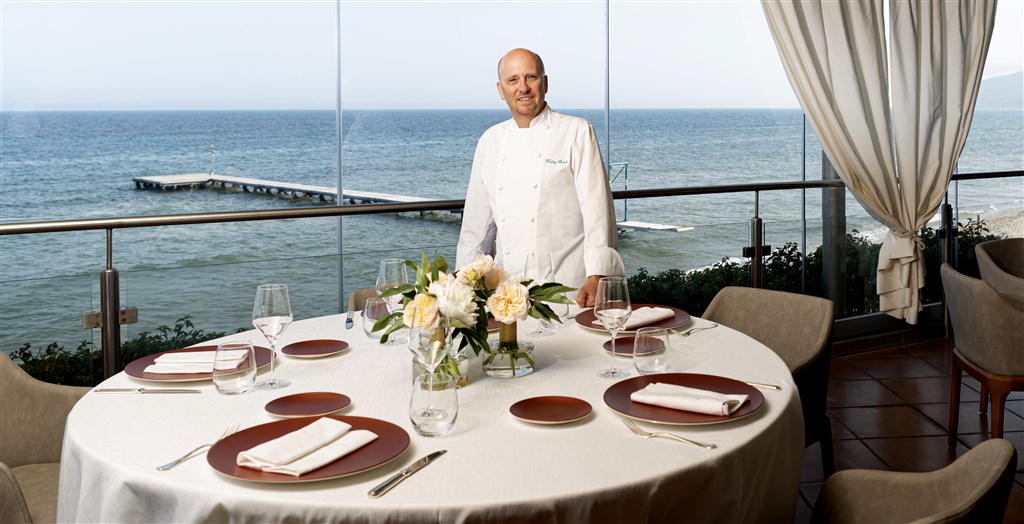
[{"left": 132, "top": 173, "right": 691, "bottom": 232}]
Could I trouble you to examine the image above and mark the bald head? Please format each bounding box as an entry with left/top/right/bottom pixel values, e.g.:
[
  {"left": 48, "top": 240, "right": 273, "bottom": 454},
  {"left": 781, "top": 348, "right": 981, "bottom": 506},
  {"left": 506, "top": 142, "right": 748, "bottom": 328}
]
[{"left": 498, "top": 48, "right": 545, "bottom": 79}]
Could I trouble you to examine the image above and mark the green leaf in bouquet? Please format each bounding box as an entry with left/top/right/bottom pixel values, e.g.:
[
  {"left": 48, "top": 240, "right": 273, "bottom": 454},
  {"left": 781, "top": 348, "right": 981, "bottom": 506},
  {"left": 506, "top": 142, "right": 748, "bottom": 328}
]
[{"left": 379, "top": 284, "right": 415, "bottom": 299}]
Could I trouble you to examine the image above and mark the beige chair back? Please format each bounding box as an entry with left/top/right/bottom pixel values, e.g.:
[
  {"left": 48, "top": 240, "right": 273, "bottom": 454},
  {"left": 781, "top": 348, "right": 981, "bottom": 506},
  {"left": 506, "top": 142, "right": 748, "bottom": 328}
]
[
  {"left": 812, "top": 438, "right": 1017, "bottom": 523},
  {"left": 975, "top": 238, "right": 1024, "bottom": 300},
  {"left": 0, "top": 353, "right": 89, "bottom": 468},
  {"left": 702, "top": 286, "right": 833, "bottom": 374},
  {"left": 346, "top": 287, "right": 379, "bottom": 312},
  {"left": 941, "top": 264, "right": 1024, "bottom": 377}
]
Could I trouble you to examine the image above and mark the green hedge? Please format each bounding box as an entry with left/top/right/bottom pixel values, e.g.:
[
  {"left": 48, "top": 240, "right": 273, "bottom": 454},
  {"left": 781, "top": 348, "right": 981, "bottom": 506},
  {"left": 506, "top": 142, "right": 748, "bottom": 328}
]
[
  {"left": 9, "top": 316, "right": 231, "bottom": 387},
  {"left": 629, "top": 219, "right": 999, "bottom": 317}
]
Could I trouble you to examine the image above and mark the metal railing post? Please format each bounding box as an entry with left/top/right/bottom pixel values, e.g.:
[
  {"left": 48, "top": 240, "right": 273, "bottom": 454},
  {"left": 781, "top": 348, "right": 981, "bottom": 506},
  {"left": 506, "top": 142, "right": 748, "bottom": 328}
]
[
  {"left": 751, "top": 192, "right": 764, "bottom": 288},
  {"left": 100, "top": 229, "right": 121, "bottom": 378}
]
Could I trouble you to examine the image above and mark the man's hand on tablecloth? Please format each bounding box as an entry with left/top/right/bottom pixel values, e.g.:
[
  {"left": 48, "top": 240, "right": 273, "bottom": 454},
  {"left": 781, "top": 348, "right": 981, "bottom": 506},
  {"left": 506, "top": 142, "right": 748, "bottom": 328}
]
[{"left": 575, "top": 275, "right": 604, "bottom": 307}]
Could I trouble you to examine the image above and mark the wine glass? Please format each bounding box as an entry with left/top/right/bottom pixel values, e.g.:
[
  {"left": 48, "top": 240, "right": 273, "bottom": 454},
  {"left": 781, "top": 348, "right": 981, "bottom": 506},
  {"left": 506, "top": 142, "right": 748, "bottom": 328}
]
[
  {"left": 594, "top": 277, "right": 631, "bottom": 378},
  {"left": 528, "top": 299, "right": 570, "bottom": 337},
  {"left": 252, "top": 284, "right": 293, "bottom": 390},
  {"left": 376, "top": 258, "right": 409, "bottom": 313}
]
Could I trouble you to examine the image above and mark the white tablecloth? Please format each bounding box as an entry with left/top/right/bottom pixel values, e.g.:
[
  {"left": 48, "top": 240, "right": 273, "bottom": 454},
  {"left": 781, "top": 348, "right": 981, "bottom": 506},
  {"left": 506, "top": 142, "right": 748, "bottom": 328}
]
[{"left": 58, "top": 314, "right": 803, "bottom": 523}]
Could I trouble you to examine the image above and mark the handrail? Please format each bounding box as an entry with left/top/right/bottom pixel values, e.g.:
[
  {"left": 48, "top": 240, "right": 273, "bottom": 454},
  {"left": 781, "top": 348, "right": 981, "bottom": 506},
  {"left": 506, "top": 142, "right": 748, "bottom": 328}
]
[
  {"left": 0, "top": 180, "right": 850, "bottom": 236},
  {"left": 4, "top": 172, "right": 1020, "bottom": 235}
]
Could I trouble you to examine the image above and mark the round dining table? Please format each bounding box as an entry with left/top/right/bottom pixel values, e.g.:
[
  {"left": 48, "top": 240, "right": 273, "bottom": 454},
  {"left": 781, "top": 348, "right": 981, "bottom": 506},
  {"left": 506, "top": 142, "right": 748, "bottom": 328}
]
[{"left": 58, "top": 312, "right": 804, "bottom": 523}]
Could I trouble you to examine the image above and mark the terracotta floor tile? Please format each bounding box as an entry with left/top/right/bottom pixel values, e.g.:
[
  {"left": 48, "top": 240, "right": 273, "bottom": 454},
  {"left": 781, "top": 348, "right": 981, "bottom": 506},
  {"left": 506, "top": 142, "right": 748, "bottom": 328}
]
[
  {"left": 834, "top": 438, "right": 889, "bottom": 471},
  {"left": 827, "top": 413, "right": 856, "bottom": 440},
  {"left": 829, "top": 405, "right": 946, "bottom": 439},
  {"left": 848, "top": 356, "right": 947, "bottom": 379},
  {"left": 862, "top": 435, "right": 965, "bottom": 472},
  {"left": 829, "top": 359, "right": 872, "bottom": 381},
  {"left": 917, "top": 402, "right": 1024, "bottom": 435},
  {"left": 827, "top": 379, "right": 905, "bottom": 407},
  {"left": 881, "top": 376, "right": 980, "bottom": 404},
  {"left": 921, "top": 355, "right": 953, "bottom": 374}
]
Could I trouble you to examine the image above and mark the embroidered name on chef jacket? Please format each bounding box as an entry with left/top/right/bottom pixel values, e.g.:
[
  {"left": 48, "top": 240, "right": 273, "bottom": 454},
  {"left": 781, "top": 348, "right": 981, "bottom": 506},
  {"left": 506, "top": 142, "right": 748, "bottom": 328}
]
[{"left": 545, "top": 158, "right": 568, "bottom": 165}]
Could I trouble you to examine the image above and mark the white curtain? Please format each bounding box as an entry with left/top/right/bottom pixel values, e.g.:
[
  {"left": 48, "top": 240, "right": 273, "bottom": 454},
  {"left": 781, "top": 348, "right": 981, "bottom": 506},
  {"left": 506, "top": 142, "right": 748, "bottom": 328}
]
[{"left": 762, "top": 0, "right": 997, "bottom": 324}]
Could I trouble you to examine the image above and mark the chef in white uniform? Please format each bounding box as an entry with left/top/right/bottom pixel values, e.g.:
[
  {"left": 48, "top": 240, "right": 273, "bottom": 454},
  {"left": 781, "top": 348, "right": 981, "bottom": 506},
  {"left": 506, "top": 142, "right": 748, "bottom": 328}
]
[{"left": 456, "top": 48, "right": 624, "bottom": 306}]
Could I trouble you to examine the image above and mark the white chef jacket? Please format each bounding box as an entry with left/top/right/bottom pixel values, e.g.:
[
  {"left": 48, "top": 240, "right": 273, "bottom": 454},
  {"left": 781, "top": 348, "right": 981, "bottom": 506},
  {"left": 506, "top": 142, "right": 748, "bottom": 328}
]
[{"left": 456, "top": 105, "right": 624, "bottom": 290}]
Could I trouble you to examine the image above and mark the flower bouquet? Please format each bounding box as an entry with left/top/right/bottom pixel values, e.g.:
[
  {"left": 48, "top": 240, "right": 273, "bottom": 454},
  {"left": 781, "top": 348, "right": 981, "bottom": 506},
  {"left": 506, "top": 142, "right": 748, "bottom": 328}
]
[{"left": 373, "top": 253, "right": 575, "bottom": 378}]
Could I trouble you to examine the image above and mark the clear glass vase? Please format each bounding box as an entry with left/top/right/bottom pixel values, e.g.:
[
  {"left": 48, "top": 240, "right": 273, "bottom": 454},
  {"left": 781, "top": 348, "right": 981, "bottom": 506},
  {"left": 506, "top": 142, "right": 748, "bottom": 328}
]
[{"left": 482, "top": 321, "right": 535, "bottom": 378}]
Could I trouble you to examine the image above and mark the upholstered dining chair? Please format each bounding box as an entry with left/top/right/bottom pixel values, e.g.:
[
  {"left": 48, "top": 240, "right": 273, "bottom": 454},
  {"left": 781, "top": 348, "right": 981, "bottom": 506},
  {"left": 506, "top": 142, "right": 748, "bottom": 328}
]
[
  {"left": 975, "top": 238, "right": 1024, "bottom": 301},
  {"left": 940, "top": 264, "right": 1024, "bottom": 448},
  {"left": 811, "top": 437, "right": 1017, "bottom": 524},
  {"left": 702, "top": 286, "right": 836, "bottom": 476},
  {"left": 0, "top": 353, "right": 90, "bottom": 524},
  {"left": 346, "top": 287, "right": 379, "bottom": 312}
]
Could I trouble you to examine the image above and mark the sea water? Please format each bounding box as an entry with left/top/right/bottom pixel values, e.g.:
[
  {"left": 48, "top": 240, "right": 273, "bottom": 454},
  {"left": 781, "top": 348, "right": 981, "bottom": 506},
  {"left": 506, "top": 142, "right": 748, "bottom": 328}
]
[{"left": 1, "top": 109, "right": 1021, "bottom": 352}]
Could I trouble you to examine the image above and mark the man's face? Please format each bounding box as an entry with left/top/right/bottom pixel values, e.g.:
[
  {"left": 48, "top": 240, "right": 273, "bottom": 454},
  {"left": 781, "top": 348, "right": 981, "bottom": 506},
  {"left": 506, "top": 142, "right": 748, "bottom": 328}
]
[{"left": 497, "top": 50, "right": 547, "bottom": 126}]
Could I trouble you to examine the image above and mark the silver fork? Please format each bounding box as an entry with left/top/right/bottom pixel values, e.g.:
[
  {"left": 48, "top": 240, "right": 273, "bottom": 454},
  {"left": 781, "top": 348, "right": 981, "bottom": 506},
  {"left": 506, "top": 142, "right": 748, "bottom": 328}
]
[
  {"left": 621, "top": 417, "right": 716, "bottom": 449},
  {"left": 671, "top": 323, "right": 718, "bottom": 337},
  {"left": 157, "top": 423, "right": 240, "bottom": 471}
]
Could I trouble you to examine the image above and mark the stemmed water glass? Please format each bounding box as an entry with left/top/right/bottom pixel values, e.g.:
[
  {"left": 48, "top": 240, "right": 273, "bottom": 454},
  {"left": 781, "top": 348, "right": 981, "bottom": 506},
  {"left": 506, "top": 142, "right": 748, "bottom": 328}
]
[
  {"left": 528, "top": 299, "right": 570, "bottom": 337},
  {"left": 408, "top": 309, "right": 455, "bottom": 436},
  {"left": 594, "top": 277, "right": 632, "bottom": 379},
  {"left": 377, "top": 258, "right": 410, "bottom": 344},
  {"left": 376, "top": 258, "right": 409, "bottom": 313},
  {"left": 252, "top": 284, "right": 293, "bottom": 390}
]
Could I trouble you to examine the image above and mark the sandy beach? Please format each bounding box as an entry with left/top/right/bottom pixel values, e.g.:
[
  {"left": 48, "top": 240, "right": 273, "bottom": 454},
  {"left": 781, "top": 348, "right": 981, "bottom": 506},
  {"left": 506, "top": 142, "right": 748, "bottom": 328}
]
[{"left": 983, "top": 208, "right": 1024, "bottom": 238}]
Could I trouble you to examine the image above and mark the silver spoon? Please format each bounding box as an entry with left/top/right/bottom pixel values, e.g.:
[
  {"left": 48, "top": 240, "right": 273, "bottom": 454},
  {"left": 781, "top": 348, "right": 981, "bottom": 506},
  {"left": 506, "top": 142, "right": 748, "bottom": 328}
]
[{"left": 673, "top": 323, "right": 719, "bottom": 337}]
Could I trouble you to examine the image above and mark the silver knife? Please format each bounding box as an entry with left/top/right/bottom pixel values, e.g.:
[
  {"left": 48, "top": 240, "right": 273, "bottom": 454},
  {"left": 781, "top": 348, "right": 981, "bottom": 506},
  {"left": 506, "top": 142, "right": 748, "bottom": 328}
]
[
  {"left": 368, "top": 450, "right": 446, "bottom": 498},
  {"left": 345, "top": 310, "right": 354, "bottom": 329},
  {"left": 94, "top": 388, "right": 201, "bottom": 394}
]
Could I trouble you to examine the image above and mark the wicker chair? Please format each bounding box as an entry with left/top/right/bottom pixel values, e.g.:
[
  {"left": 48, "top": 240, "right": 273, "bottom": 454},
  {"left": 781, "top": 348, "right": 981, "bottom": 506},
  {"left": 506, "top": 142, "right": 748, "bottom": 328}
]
[
  {"left": 1, "top": 353, "right": 90, "bottom": 524},
  {"left": 702, "top": 286, "right": 836, "bottom": 476},
  {"left": 940, "top": 264, "right": 1024, "bottom": 447},
  {"left": 811, "top": 438, "right": 1017, "bottom": 523}
]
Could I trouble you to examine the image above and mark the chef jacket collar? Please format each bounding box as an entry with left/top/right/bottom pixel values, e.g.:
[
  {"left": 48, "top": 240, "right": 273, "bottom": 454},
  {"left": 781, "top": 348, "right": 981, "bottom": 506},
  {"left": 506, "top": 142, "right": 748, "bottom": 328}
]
[{"left": 504, "top": 104, "right": 552, "bottom": 131}]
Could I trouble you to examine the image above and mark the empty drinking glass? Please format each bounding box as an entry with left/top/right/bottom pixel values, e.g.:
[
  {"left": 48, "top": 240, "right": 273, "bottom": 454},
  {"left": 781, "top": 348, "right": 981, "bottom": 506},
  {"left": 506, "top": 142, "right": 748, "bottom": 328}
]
[
  {"left": 409, "top": 373, "right": 458, "bottom": 437},
  {"left": 212, "top": 341, "right": 257, "bottom": 394},
  {"left": 633, "top": 327, "right": 672, "bottom": 375},
  {"left": 363, "top": 297, "right": 391, "bottom": 339}
]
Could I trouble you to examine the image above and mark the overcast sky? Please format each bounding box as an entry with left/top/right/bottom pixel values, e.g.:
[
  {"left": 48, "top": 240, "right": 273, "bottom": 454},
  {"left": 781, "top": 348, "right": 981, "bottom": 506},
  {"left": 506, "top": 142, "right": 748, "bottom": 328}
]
[{"left": 1, "top": 0, "right": 1021, "bottom": 111}]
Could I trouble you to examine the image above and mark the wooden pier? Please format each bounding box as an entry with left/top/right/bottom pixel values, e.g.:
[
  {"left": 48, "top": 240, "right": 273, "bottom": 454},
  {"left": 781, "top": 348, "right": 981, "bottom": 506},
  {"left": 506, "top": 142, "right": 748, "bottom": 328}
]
[
  {"left": 132, "top": 173, "right": 692, "bottom": 232},
  {"left": 132, "top": 173, "right": 429, "bottom": 206}
]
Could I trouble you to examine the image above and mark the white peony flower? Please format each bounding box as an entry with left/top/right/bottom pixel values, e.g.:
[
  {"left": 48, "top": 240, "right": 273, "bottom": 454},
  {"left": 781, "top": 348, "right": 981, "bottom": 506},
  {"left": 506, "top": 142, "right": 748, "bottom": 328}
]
[
  {"left": 428, "top": 278, "right": 478, "bottom": 327},
  {"left": 487, "top": 281, "right": 531, "bottom": 323}
]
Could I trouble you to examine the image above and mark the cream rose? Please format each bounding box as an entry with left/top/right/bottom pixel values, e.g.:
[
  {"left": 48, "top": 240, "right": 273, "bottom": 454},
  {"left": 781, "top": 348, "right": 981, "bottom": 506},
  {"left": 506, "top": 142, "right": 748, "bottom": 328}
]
[
  {"left": 487, "top": 281, "right": 531, "bottom": 323},
  {"left": 457, "top": 255, "right": 495, "bottom": 286},
  {"left": 403, "top": 293, "right": 439, "bottom": 330}
]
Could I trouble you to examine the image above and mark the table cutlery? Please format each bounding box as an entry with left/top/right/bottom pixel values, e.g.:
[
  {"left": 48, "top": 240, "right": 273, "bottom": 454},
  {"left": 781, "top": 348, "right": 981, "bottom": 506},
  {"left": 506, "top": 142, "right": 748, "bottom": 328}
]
[
  {"left": 621, "top": 417, "right": 716, "bottom": 449},
  {"left": 345, "top": 310, "right": 354, "bottom": 329},
  {"left": 157, "top": 423, "right": 240, "bottom": 471},
  {"left": 672, "top": 323, "right": 718, "bottom": 337},
  {"left": 368, "top": 450, "right": 446, "bottom": 498},
  {"left": 94, "top": 387, "right": 201, "bottom": 394}
]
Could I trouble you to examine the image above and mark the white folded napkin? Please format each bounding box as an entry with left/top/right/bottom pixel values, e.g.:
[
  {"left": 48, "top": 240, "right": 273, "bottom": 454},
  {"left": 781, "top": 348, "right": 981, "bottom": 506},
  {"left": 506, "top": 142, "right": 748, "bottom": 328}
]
[
  {"left": 237, "top": 418, "right": 378, "bottom": 477},
  {"left": 593, "top": 306, "right": 675, "bottom": 330},
  {"left": 630, "top": 382, "right": 749, "bottom": 416},
  {"left": 143, "top": 350, "right": 249, "bottom": 375}
]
